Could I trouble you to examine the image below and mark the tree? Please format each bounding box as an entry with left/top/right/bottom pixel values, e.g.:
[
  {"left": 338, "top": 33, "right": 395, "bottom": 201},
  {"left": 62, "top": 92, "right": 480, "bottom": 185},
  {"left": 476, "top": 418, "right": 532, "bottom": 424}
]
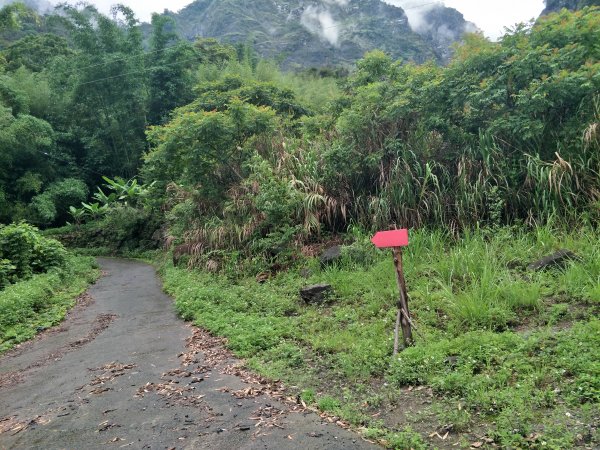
[
  {"left": 48, "top": 4, "right": 148, "bottom": 180},
  {"left": 146, "top": 14, "right": 199, "bottom": 125}
]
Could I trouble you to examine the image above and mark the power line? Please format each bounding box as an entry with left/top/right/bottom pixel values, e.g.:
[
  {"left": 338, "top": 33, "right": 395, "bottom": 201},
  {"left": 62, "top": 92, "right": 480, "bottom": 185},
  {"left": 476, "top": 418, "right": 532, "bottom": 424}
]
[
  {"left": 36, "top": 150, "right": 106, "bottom": 177},
  {"left": 78, "top": 54, "right": 200, "bottom": 86},
  {"left": 73, "top": 41, "right": 184, "bottom": 73}
]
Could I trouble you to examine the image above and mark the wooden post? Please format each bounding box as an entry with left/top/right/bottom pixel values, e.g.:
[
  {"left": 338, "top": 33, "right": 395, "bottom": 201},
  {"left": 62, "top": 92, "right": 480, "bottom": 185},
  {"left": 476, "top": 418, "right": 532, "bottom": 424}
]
[
  {"left": 392, "top": 247, "right": 413, "bottom": 354},
  {"left": 370, "top": 229, "right": 412, "bottom": 355}
]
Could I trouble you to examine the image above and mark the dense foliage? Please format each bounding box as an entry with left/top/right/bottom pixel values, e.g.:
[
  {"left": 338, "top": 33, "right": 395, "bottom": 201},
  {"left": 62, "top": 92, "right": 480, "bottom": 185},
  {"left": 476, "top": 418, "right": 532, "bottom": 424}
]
[
  {"left": 1, "top": 3, "right": 597, "bottom": 262},
  {"left": 145, "top": 7, "right": 599, "bottom": 268},
  {"left": 0, "top": 4, "right": 201, "bottom": 225},
  {"left": 0, "top": 222, "right": 66, "bottom": 288}
]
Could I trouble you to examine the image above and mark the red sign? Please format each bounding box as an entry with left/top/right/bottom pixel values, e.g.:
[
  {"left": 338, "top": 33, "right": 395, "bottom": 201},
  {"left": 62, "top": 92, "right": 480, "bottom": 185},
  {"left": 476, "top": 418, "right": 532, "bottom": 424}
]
[{"left": 371, "top": 229, "right": 409, "bottom": 248}]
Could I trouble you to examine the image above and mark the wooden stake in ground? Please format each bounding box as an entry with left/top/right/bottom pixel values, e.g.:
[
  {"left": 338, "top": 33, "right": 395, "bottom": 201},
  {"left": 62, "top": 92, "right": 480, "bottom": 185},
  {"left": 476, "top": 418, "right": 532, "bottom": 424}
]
[
  {"left": 371, "top": 229, "right": 414, "bottom": 355},
  {"left": 392, "top": 247, "right": 413, "bottom": 354}
]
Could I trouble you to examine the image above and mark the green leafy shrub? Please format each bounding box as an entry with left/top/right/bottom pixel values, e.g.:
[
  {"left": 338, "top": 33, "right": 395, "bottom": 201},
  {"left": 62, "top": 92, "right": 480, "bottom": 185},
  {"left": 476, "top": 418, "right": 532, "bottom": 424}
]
[
  {"left": 0, "top": 259, "right": 16, "bottom": 289},
  {"left": 52, "top": 206, "right": 161, "bottom": 254},
  {"left": 0, "top": 222, "right": 66, "bottom": 287},
  {"left": 28, "top": 178, "right": 89, "bottom": 226}
]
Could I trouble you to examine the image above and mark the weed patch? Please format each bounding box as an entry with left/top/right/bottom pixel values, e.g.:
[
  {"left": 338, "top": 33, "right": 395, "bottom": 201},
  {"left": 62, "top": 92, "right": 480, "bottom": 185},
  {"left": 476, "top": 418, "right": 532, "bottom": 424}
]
[{"left": 0, "top": 256, "right": 100, "bottom": 352}]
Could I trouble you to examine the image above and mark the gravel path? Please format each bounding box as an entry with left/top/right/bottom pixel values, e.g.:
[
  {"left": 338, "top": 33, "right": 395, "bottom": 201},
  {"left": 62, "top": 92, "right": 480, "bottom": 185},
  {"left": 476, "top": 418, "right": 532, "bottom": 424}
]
[{"left": 0, "top": 258, "right": 378, "bottom": 450}]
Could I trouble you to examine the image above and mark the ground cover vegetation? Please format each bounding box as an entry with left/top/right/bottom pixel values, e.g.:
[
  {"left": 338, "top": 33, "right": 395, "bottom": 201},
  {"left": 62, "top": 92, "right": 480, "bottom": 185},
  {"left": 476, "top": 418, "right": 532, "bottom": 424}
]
[
  {"left": 0, "top": 222, "right": 99, "bottom": 352},
  {"left": 160, "top": 225, "right": 599, "bottom": 448},
  {"left": 0, "top": 1, "right": 599, "bottom": 447},
  {"left": 143, "top": 7, "right": 600, "bottom": 447}
]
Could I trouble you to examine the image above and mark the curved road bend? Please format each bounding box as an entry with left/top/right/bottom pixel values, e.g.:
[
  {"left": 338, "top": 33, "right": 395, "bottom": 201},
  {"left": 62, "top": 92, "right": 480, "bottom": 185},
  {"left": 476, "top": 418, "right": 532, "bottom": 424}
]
[{"left": 0, "top": 258, "right": 378, "bottom": 450}]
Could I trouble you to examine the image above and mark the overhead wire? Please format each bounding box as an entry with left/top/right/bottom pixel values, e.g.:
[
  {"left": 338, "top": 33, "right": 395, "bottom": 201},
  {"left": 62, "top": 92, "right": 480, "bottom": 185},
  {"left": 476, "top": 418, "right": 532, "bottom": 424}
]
[
  {"left": 77, "top": 55, "right": 200, "bottom": 86},
  {"left": 34, "top": 149, "right": 106, "bottom": 177},
  {"left": 72, "top": 42, "right": 182, "bottom": 73}
]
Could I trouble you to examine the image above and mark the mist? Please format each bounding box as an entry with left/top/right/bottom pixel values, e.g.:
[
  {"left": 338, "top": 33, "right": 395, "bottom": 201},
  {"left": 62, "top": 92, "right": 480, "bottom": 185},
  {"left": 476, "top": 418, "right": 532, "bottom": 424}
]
[
  {"left": 300, "top": 5, "right": 341, "bottom": 46},
  {"left": 385, "top": 0, "right": 448, "bottom": 32}
]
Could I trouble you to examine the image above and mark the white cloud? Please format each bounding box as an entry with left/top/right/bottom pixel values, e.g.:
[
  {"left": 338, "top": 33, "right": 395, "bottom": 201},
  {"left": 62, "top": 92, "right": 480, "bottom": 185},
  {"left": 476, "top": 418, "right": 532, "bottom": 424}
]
[
  {"left": 383, "top": 0, "right": 545, "bottom": 40},
  {"left": 383, "top": 0, "right": 442, "bottom": 33},
  {"left": 443, "top": 0, "right": 544, "bottom": 40},
  {"left": 57, "top": 0, "right": 192, "bottom": 22},
  {"left": 300, "top": 5, "right": 341, "bottom": 47},
  {"left": 323, "top": 0, "right": 349, "bottom": 6}
]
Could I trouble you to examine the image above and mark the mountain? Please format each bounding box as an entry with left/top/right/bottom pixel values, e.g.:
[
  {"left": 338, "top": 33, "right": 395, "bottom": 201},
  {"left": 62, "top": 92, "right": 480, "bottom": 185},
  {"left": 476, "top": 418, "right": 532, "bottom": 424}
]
[
  {"left": 164, "top": 0, "right": 476, "bottom": 68},
  {"left": 541, "top": 0, "right": 600, "bottom": 15},
  {"left": 410, "top": 4, "right": 479, "bottom": 62},
  {"left": 0, "top": 0, "right": 53, "bottom": 14}
]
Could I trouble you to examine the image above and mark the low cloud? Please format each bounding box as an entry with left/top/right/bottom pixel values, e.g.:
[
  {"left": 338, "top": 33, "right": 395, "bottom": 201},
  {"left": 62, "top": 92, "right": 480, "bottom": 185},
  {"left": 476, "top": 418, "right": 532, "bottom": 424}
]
[
  {"left": 383, "top": 0, "right": 443, "bottom": 33},
  {"left": 301, "top": 5, "right": 341, "bottom": 46},
  {"left": 322, "top": 0, "right": 349, "bottom": 5}
]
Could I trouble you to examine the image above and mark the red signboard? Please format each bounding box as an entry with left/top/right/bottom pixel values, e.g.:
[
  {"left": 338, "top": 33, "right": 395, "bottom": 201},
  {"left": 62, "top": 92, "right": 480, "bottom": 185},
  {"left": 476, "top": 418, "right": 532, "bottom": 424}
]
[{"left": 371, "top": 229, "right": 409, "bottom": 248}]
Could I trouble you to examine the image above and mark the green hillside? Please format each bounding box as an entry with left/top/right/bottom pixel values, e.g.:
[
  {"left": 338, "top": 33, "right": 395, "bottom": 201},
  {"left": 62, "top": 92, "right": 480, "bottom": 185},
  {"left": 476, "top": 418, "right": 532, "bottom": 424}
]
[{"left": 164, "top": 0, "right": 474, "bottom": 67}]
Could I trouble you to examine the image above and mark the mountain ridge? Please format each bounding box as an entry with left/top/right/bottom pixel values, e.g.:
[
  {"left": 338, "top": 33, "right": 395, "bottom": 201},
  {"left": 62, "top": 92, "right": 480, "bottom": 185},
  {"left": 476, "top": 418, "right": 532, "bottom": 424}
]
[
  {"left": 541, "top": 0, "right": 600, "bottom": 15},
  {"left": 163, "top": 0, "right": 476, "bottom": 68}
]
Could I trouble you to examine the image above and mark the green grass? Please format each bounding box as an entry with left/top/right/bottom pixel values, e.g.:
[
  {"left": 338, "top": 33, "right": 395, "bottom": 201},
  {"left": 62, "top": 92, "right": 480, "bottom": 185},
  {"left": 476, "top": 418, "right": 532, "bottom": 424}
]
[
  {"left": 0, "top": 255, "right": 100, "bottom": 352},
  {"left": 160, "top": 225, "right": 599, "bottom": 448}
]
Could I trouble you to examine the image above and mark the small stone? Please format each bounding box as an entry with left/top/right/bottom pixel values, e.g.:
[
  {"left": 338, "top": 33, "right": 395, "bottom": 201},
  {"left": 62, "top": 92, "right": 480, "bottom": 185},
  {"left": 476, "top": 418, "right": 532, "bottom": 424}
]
[
  {"left": 256, "top": 272, "right": 270, "bottom": 283},
  {"left": 527, "top": 249, "right": 578, "bottom": 271},
  {"left": 300, "top": 284, "right": 333, "bottom": 304},
  {"left": 320, "top": 245, "right": 342, "bottom": 267}
]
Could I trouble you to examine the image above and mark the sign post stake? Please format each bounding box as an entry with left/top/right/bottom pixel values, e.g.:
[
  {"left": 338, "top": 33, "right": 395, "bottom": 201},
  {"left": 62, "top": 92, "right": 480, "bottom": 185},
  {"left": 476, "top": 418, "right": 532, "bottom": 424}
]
[
  {"left": 392, "top": 247, "right": 413, "bottom": 354},
  {"left": 371, "top": 229, "right": 414, "bottom": 355}
]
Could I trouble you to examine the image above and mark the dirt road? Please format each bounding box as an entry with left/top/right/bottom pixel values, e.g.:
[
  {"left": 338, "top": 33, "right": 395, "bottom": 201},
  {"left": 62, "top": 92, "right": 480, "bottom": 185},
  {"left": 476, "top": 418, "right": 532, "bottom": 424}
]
[{"left": 0, "top": 258, "right": 377, "bottom": 450}]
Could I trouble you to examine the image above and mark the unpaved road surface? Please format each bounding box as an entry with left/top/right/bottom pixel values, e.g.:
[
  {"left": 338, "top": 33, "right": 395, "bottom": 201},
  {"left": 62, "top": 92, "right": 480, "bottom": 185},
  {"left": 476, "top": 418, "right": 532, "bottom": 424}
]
[{"left": 0, "top": 258, "right": 377, "bottom": 450}]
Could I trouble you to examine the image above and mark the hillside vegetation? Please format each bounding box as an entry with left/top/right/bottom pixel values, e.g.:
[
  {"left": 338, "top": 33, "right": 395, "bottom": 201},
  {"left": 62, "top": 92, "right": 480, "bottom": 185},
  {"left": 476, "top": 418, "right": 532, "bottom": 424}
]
[
  {"left": 142, "top": 7, "right": 599, "bottom": 263},
  {"left": 542, "top": 0, "right": 600, "bottom": 15},
  {"left": 162, "top": 0, "right": 474, "bottom": 67},
  {"left": 0, "top": 2, "right": 598, "bottom": 448}
]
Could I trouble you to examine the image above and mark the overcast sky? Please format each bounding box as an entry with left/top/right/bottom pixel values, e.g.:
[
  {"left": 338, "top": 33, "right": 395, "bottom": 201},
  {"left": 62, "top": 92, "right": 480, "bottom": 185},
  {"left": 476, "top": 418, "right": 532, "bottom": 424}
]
[
  {"left": 437, "top": 0, "right": 545, "bottom": 39},
  {"left": 81, "top": 0, "right": 546, "bottom": 41}
]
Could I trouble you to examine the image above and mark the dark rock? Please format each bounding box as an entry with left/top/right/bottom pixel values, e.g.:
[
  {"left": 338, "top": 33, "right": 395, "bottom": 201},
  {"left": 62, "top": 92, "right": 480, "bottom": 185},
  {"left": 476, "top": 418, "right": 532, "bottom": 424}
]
[
  {"left": 444, "top": 356, "right": 459, "bottom": 368},
  {"left": 319, "top": 245, "right": 342, "bottom": 267},
  {"left": 300, "top": 284, "right": 332, "bottom": 304},
  {"left": 527, "top": 249, "right": 578, "bottom": 271}
]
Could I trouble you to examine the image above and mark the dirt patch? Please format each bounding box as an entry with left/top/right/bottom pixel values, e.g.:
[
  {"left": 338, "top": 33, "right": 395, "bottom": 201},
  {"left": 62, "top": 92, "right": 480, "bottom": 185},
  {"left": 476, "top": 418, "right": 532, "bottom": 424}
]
[{"left": 513, "top": 298, "right": 599, "bottom": 335}]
